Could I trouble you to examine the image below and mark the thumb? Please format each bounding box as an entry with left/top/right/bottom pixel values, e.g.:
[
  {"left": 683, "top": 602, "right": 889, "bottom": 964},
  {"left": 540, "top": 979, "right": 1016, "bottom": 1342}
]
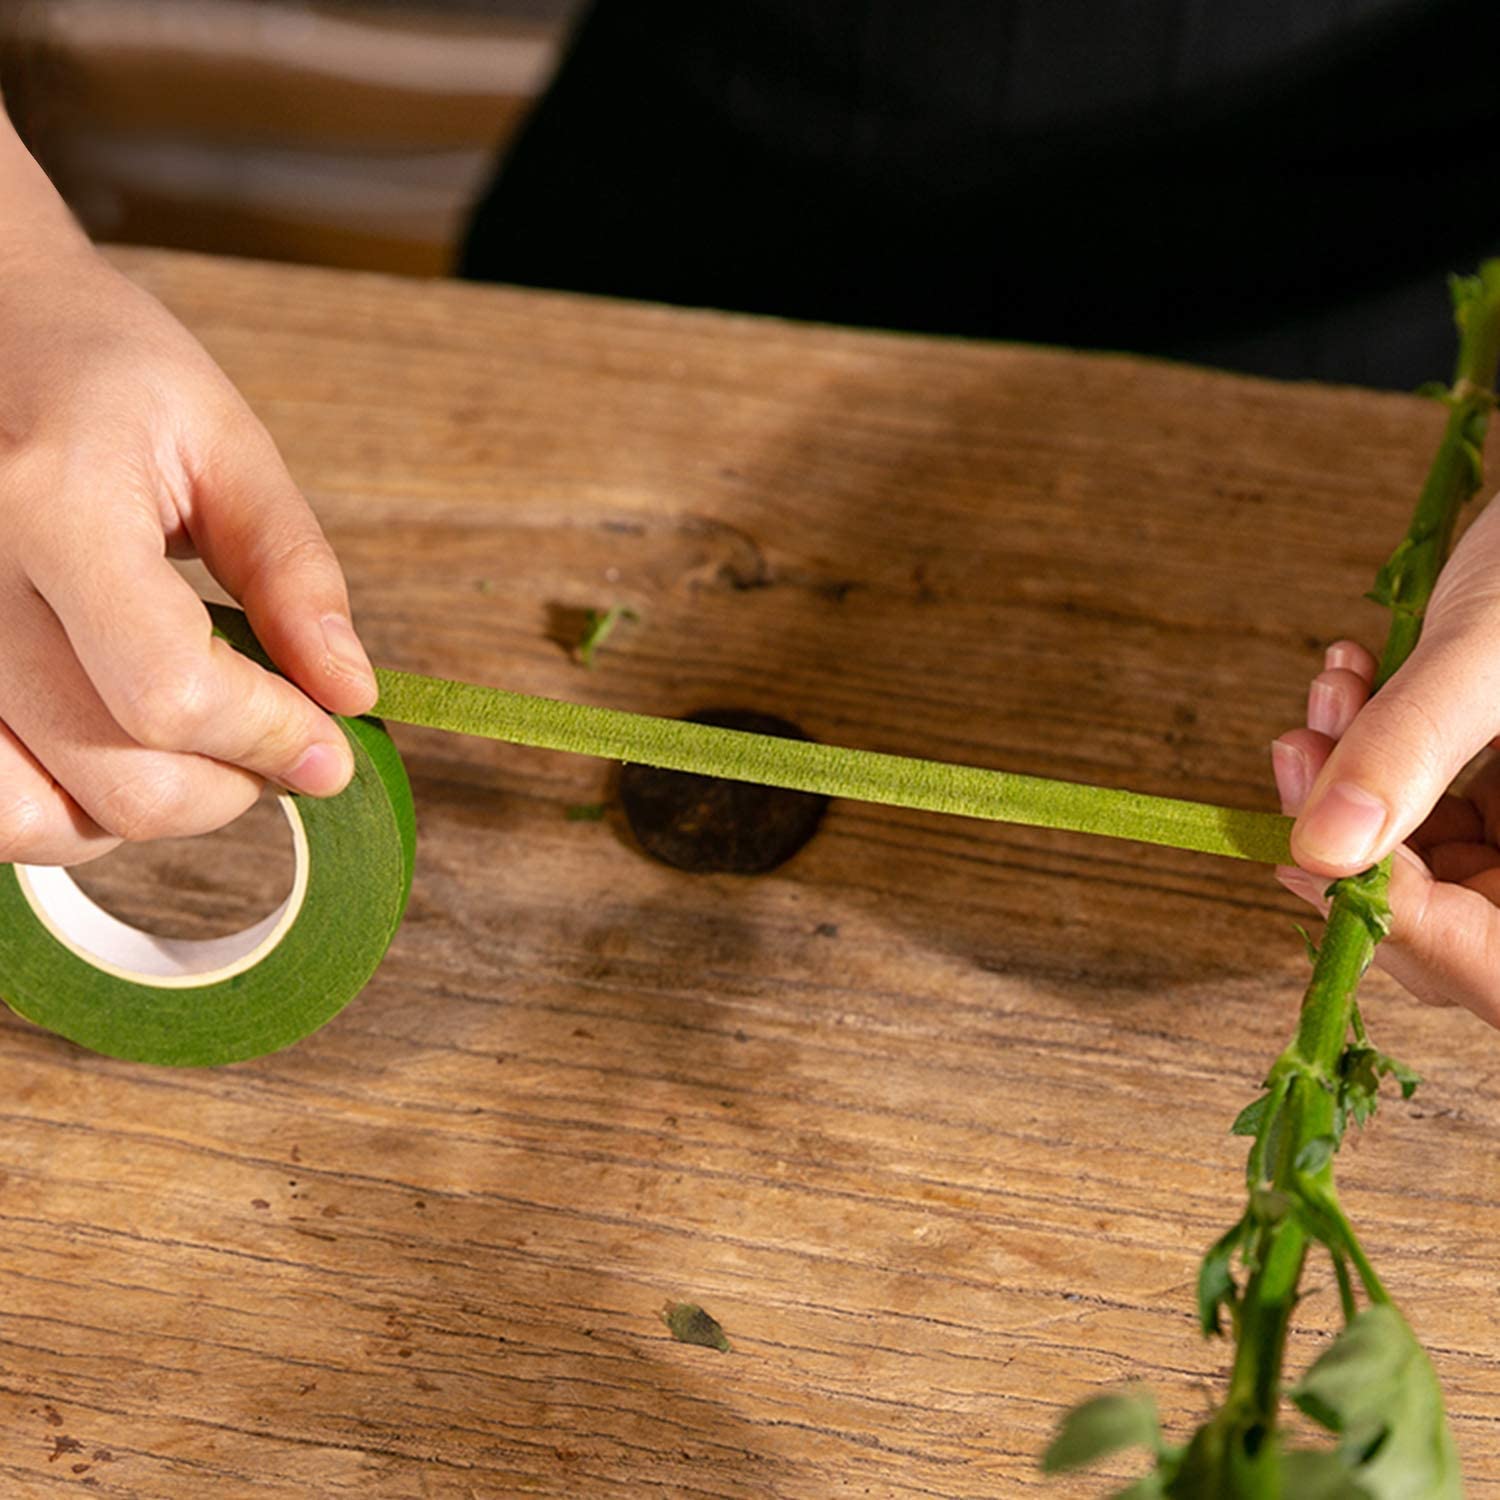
[{"left": 1291, "top": 629, "right": 1500, "bottom": 876}]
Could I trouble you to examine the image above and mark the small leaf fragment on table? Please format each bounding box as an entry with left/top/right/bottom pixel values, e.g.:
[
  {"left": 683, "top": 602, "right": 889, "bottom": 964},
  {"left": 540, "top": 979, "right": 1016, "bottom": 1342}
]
[
  {"left": 575, "top": 605, "right": 638, "bottom": 668},
  {"left": 565, "top": 802, "right": 608, "bottom": 821},
  {"left": 662, "top": 1301, "right": 731, "bottom": 1353}
]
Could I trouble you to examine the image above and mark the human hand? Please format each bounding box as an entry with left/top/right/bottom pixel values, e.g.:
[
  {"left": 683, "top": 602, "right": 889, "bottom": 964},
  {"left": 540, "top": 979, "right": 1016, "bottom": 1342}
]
[
  {"left": 0, "top": 238, "right": 377, "bottom": 867},
  {"left": 1271, "top": 495, "right": 1500, "bottom": 1025}
]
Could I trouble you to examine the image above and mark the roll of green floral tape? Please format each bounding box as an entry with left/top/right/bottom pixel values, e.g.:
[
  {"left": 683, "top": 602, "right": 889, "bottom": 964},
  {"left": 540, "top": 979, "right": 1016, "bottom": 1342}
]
[{"left": 0, "top": 713, "right": 415, "bottom": 1067}]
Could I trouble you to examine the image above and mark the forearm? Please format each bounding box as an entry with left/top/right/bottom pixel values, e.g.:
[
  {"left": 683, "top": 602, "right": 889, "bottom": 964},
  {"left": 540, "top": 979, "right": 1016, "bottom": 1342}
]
[{"left": 0, "top": 90, "right": 88, "bottom": 268}]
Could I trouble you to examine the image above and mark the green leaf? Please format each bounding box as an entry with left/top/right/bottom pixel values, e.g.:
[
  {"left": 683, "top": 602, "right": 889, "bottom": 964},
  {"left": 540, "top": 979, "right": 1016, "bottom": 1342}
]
[
  {"left": 1196, "top": 1218, "right": 1245, "bottom": 1338},
  {"left": 661, "top": 1301, "right": 731, "bottom": 1353},
  {"left": 1280, "top": 1449, "right": 1375, "bottom": 1498},
  {"left": 1243, "top": 1072, "right": 1293, "bottom": 1188},
  {"left": 1385, "top": 1056, "right": 1421, "bottom": 1100},
  {"left": 1336, "top": 1044, "right": 1421, "bottom": 1144},
  {"left": 1296, "top": 1135, "right": 1337, "bottom": 1176},
  {"left": 1042, "top": 1389, "right": 1160, "bottom": 1475},
  {"left": 1291, "top": 1304, "right": 1462, "bottom": 1499},
  {"left": 1108, "top": 1477, "right": 1166, "bottom": 1499},
  {"left": 575, "top": 604, "right": 639, "bottom": 668},
  {"left": 1230, "top": 1093, "right": 1271, "bottom": 1137},
  {"left": 1366, "top": 538, "right": 1416, "bottom": 609}
]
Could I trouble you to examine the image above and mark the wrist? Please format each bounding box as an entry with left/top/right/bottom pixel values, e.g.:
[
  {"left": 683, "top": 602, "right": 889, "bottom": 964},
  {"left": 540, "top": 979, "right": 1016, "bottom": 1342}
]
[{"left": 0, "top": 109, "right": 91, "bottom": 275}]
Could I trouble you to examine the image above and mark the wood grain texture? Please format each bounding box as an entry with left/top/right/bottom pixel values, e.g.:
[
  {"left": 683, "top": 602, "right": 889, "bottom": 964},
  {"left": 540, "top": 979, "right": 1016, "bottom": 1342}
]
[{"left": 4, "top": 247, "right": 1499, "bottom": 1497}]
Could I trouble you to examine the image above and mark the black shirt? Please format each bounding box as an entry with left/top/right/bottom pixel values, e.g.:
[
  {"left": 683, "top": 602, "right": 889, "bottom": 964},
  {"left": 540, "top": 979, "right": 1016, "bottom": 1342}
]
[{"left": 461, "top": 0, "right": 1500, "bottom": 388}]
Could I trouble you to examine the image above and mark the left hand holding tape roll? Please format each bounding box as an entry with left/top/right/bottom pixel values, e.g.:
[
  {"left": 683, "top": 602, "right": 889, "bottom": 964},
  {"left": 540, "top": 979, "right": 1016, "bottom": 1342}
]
[{"left": 0, "top": 609, "right": 416, "bottom": 1066}]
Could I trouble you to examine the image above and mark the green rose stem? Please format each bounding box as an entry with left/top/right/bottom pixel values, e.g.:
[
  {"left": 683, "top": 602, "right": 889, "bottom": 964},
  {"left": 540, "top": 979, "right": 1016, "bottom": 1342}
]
[{"left": 1201, "top": 261, "right": 1500, "bottom": 1488}]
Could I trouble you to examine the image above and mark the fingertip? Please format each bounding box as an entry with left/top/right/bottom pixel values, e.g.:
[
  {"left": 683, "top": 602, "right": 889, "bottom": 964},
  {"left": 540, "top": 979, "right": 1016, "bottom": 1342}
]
[
  {"left": 1271, "top": 737, "right": 1312, "bottom": 814},
  {"left": 316, "top": 613, "right": 379, "bottom": 715},
  {"left": 1271, "top": 727, "right": 1333, "bottom": 817},
  {"left": 245, "top": 607, "right": 378, "bottom": 717},
  {"left": 280, "top": 737, "right": 355, "bottom": 798},
  {"left": 1291, "top": 780, "right": 1392, "bottom": 876},
  {"left": 1306, "top": 667, "right": 1371, "bottom": 740},
  {"left": 1324, "top": 639, "right": 1378, "bottom": 685}
]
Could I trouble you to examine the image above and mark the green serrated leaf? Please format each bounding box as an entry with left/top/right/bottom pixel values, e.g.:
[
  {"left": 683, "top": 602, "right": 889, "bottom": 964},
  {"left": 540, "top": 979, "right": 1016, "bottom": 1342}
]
[
  {"left": 1291, "top": 1304, "right": 1462, "bottom": 1499},
  {"left": 1386, "top": 1057, "right": 1421, "bottom": 1100},
  {"left": 1042, "top": 1389, "right": 1160, "bottom": 1475},
  {"left": 1230, "top": 1093, "right": 1271, "bottom": 1137},
  {"left": 1336, "top": 1043, "right": 1421, "bottom": 1145},
  {"left": 1196, "top": 1219, "right": 1245, "bottom": 1338}
]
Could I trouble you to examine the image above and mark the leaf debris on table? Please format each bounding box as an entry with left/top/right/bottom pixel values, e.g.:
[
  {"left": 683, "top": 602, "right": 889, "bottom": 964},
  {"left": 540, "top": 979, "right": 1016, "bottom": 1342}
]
[{"left": 662, "top": 1302, "right": 731, "bottom": 1353}]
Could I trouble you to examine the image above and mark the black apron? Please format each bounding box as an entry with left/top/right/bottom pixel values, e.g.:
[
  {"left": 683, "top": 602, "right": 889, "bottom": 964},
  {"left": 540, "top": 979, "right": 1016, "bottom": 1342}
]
[{"left": 460, "top": 0, "right": 1500, "bottom": 388}]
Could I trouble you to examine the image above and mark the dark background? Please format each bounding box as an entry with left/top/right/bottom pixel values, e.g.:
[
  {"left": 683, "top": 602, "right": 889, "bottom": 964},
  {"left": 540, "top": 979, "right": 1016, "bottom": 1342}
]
[{"left": 8, "top": 0, "right": 1500, "bottom": 388}]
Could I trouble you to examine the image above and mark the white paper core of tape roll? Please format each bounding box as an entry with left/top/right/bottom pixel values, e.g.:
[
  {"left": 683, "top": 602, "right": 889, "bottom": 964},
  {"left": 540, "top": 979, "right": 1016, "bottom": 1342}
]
[{"left": 12, "top": 796, "right": 312, "bottom": 990}]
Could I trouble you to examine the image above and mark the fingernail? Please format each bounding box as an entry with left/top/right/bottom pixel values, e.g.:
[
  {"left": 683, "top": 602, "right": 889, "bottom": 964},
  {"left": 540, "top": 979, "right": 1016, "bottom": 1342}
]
[
  {"left": 1297, "top": 781, "right": 1389, "bottom": 868},
  {"left": 1273, "top": 864, "right": 1324, "bottom": 907},
  {"left": 284, "top": 740, "right": 353, "bottom": 797},
  {"left": 1271, "top": 739, "right": 1311, "bottom": 812},
  {"left": 1307, "top": 678, "right": 1340, "bottom": 736},
  {"left": 321, "top": 614, "right": 376, "bottom": 694}
]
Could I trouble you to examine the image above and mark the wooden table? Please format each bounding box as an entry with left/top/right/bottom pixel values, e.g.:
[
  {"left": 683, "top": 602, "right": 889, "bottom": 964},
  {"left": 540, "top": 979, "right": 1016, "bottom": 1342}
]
[{"left": 4, "top": 248, "right": 1498, "bottom": 1498}]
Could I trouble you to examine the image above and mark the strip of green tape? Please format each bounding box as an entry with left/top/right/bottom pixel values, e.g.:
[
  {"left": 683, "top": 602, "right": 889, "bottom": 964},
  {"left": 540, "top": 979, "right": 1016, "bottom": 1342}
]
[
  {"left": 371, "top": 667, "right": 1291, "bottom": 863},
  {"left": 0, "top": 607, "right": 1290, "bottom": 1067}
]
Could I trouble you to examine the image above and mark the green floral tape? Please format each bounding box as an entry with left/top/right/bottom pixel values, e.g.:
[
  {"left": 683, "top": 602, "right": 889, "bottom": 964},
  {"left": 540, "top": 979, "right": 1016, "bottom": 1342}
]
[
  {"left": 0, "top": 608, "right": 1290, "bottom": 1066},
  {"left": 0, "top": 714, "right": 414, "bottom": 1066}
]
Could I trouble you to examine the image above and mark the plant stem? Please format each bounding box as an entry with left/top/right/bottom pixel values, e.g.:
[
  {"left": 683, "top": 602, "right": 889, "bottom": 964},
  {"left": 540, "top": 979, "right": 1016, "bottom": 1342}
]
[
  {"left": 1222, "top": 890, "right": 1381, "bottom": 1440},
  {"left": 1216, "top": 260, "right": 1500, "bottom": 1480},
  {"left": 1376, "top": 264, "right": 1500, "bottom": 687}
]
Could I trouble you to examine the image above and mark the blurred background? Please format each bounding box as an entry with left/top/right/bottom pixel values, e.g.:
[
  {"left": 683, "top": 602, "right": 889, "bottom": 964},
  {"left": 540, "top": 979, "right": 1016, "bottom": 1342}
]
[
  {"left": 7, "top": 0, "right": 1498, "bottom": 387},
  {"left": 6, "top": 0, "right": 583, "bottom": 275}
]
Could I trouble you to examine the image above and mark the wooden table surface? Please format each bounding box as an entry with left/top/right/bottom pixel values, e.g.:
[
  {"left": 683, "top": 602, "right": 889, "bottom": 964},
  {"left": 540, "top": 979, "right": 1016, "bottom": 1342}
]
[{"left": 4, "top": 248, "right": 1499, "bottom": 1498}]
